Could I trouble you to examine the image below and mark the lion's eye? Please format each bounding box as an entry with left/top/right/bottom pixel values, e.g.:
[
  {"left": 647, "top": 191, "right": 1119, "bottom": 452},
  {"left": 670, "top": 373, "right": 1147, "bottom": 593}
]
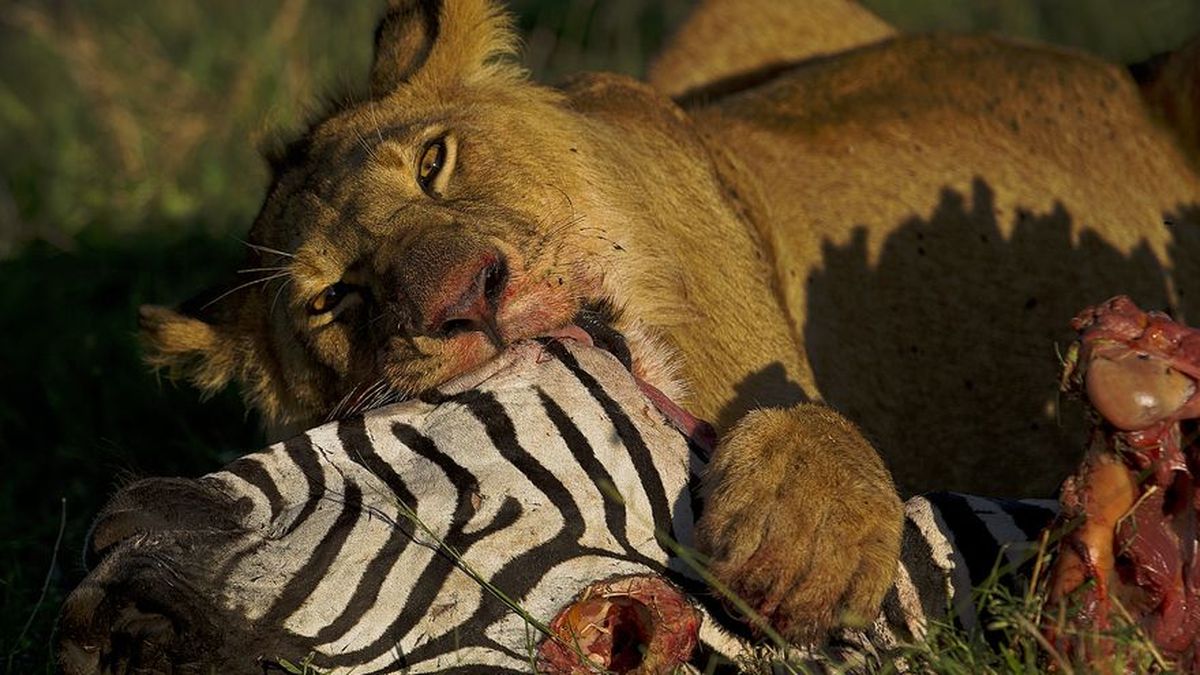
[
  {"left": 308, "top": 282, "right": 354, "bottom": 315},
  {"left": 417, "top": 139, "right": 446, "bottom": 193}
]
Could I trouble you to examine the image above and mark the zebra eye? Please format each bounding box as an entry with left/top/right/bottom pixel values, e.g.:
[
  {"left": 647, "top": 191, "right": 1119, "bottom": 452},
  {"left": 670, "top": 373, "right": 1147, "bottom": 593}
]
[
  {"left": 417, "top": 139, "right": 446, "bottom": 193},
  {"left": 308, "top": 283, "right": 354, "bottom": 315}
]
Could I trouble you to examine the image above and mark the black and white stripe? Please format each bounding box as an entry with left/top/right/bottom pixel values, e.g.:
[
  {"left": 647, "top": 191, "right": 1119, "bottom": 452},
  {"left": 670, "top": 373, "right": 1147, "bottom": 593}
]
[
  {"left": 71, "top": 339, "right": 1061, "bottom": 673},
  {"left": 819, "top": 492, "right": 1058, "bottom": 670},
  {"left": 198, "top": 340, "right": 707, "bottom": 673}
]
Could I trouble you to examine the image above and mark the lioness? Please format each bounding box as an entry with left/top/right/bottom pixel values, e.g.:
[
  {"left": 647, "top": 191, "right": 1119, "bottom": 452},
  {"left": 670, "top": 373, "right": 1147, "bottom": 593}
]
[{"left": 141, "top": 0, "right": 1200, "bottom": 641}]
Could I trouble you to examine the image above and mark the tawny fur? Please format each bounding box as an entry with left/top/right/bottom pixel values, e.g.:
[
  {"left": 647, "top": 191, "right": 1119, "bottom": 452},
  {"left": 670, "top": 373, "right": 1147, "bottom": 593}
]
[
  {"left": 1136, "top": 34, "right": 1200, "bottom": 163},
  {"left": 697, "top": 406, "right": 903, "bottom": 642},
  {"left": 139, "top": 0, "right": 1200, "bottom": 644},
  {"left": 648, "top": 0, "right": 895, "bottom": 99}
]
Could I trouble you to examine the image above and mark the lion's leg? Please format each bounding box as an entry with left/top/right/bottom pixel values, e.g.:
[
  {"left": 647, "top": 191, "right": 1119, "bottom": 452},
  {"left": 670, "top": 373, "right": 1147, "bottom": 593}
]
[
  {"left": 695, "top": 404, "right": 904, "bottom": 642},
  {"left": 647, "top": 0, "right": 895, "bottom": 99}
]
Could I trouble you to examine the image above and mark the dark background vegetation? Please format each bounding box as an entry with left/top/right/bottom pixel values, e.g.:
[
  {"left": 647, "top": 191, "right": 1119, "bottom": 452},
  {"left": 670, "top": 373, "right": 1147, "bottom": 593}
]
[{"left": 1, "top": 0, "right": 1197, "bottom": 671}]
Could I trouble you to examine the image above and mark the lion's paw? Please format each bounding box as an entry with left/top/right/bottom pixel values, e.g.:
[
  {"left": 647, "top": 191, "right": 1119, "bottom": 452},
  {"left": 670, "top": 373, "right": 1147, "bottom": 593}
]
[{"left": 695, "top": 405, "right": 903, "bottom": 644}]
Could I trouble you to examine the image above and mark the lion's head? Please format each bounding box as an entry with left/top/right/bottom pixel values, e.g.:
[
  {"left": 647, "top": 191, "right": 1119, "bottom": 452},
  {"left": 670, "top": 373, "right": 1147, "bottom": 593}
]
[{"left": 141, "top": 0, "right": 684, "bottom": 435}]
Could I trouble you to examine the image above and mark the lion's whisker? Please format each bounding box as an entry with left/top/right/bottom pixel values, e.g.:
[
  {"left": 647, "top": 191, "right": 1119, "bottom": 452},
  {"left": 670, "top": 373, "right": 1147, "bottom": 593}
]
[
  {"left": 351, "top": 125, "right": 380, "bottom": 164},
  {"left": 348, "top": 100, "right": 388, "bottom": 166},
  {"left": 238, "top": 266, "right": 293, "bottom": 274},
  {"left": 368, "top": 310, "right": 397, "bottom": 329},
  {"left": 537, "top": 213, "right": 588, "bottom": 245},
  {"left": 366, "top": 98, "right": 386, "bottom": 146},
  {"left": 544, "top": 182, "right": 575, "bottom": 213},
  {"left": 329, "top": 385, "right": 360, "bottom": 421},
  {"left": 329, "top": 376, "right": 400, "bottom": 420},
  {"left": 270, "top": 277, "right": 294, "bottom": 318},
  {"left": 200, "top": 272, "right": 291, "bottom": 311},
  {"left": 237, "top": 238, "right": 296, "bottom": 259}
]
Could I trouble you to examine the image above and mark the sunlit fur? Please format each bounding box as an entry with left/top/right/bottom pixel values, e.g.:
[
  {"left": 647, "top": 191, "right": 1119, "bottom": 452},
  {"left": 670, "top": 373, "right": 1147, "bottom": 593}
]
[{"left": 647, "top": 0, "right": 896, "bottom": 98}]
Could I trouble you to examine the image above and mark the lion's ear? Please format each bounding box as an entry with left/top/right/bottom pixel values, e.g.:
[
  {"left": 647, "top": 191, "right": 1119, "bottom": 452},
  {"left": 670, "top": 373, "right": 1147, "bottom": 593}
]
[
  {"left": 370, "top": 0, "right": 522, "bottom": 94},
  {"left": 139, "top": 304, "right": 241, "bottom": 396}
]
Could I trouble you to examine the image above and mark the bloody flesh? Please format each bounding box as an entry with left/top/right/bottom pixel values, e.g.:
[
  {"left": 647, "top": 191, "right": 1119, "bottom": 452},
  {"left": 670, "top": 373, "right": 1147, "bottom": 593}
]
[
  {"left": 1046, "top": 296, "right": 1200, "bottom": 670},
  {"left": 536, "top": 574, "right": 702, "bottom": 674}
]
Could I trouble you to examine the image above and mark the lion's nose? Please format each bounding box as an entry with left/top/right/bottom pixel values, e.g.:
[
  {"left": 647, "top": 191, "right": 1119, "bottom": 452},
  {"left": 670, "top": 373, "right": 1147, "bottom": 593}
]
[{"left": 419, "top": 253, "right": 509, "bottom": 339}]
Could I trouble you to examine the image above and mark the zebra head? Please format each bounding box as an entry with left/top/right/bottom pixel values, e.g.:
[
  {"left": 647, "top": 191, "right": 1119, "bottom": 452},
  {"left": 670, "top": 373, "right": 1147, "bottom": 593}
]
[
  {"left": 58, "top": 340, "right": 716, "bottom": 674},
  {"left": 58, "top": 337, "right": 1060, "bottom": 674}
]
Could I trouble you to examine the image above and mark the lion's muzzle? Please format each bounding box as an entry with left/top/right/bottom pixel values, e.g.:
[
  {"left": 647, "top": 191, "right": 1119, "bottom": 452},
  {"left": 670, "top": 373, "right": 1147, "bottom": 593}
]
[{"left": 378, "top": 226, "right": 510, "bottom": 341}]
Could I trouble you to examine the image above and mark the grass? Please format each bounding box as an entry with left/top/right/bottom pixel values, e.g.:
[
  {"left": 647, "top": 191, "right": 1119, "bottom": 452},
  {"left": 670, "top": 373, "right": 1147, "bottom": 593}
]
[
  {"left": 892, "top": 561, "right": 1167, "bottom": 674},
  {"left": 0, "top": 232, "right": 263, "bottom": 673},
  {"left": 732, "top": 528, "right": 1169, "bottom": 674},
  {"left": 1, "top": 0, "right": 1198, "bottom": 672}
]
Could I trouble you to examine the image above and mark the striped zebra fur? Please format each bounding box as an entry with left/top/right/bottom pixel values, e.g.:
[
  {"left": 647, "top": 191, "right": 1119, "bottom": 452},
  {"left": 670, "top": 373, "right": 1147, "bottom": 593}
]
[
  {"left": 61, "top": 339, "right": 1059, "bottom": 674},
  {"left": 814, "top": 492, "right": 1058, "bottom": 671}
]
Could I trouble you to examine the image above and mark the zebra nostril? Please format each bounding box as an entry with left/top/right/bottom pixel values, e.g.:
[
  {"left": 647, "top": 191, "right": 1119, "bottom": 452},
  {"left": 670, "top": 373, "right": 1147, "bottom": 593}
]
[
  {"left": 59, "top": 581, "right": 187, "bottom": 675},
  {"left": 102, "top": 602, "right": 179, "bottom": 674},
  {"left": 440, "top": 318, "right": 476, "bottom": 336}
]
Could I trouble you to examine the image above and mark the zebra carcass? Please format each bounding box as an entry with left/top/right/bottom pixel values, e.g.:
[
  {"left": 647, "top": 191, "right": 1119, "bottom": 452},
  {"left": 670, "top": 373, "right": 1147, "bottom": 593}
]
[{"left": 57, "top": 339, "right": 1052, "bottom": 674}]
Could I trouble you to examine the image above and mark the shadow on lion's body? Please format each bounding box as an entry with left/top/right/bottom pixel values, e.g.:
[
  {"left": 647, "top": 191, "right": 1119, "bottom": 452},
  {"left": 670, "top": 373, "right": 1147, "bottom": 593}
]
[{"left": 679, "top": 33, "right": 1200, "bottom": 494}]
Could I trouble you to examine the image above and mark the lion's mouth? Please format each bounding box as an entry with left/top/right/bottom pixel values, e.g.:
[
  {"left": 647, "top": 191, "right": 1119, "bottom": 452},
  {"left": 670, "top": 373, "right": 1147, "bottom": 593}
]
[
  {"left": 335, "top": 302, "right": 716, "bottom": 454},
  {"left": 571, "top": 301, "right": 633, "bottom": 371},
  {"left": 546, "top": 305, "right": 716, "bottom": 456}
]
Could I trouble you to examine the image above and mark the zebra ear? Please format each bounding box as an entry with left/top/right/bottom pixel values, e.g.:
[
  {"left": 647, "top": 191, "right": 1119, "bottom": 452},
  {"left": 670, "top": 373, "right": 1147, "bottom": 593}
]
[
  {"left": 369, "top": 0, "right": 522, "bottom": 95},
  {"left": 138, "top": 303, "right": 240, "bottom": 396}
]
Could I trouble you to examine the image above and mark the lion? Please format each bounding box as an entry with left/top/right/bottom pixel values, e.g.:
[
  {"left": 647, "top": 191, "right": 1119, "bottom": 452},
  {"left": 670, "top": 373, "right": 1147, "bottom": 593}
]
[
  {"left": 647, "top": 0, "right": 896, "bottom": 99},
  {"left": 140, "top": 0, "right": 1200, "bottom": 643}
]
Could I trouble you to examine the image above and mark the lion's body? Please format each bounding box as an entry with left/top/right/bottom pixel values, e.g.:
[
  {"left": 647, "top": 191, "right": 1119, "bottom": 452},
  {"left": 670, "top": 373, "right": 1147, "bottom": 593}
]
[
  {"left": 141, "top": 0, "right": 1200, "bottom": 642},
  {"left": 666, "top": 34, "right": 1200, "bottom": 494},
  {"left": 552, "top": 33, "right": 1200, "bottom": 495}
]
